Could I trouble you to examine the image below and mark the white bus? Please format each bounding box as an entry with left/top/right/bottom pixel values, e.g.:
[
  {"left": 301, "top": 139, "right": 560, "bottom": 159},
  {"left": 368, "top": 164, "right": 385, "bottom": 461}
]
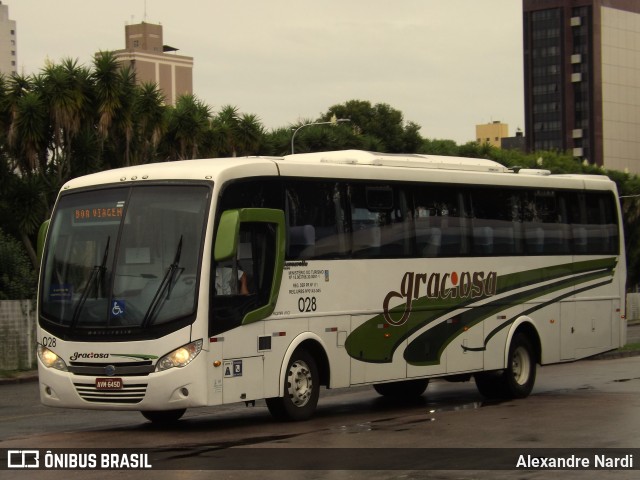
[{"left": 36, "top": 150, "right": 626, "bottom": 423}]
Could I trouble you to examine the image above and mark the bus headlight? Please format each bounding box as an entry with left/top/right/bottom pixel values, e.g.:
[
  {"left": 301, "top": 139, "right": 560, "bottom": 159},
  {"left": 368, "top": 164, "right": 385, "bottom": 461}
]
[
  {"left": 37, "top": 345, "right": 68, "bottom": 372},
  {"left": 156, "top": 339, "right": 203, "bottom": 372}
]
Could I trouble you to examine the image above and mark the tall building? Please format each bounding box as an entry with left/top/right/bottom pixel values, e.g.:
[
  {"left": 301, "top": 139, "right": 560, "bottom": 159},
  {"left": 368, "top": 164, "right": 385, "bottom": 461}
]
[
  {"left": 523, "top": 0, "right": 640, "bottom": 173},
  {"left": 0, "top": 1, "right": 17, "bottom": 75},
  {"left": 112, "top": 22, "right": 193, "bottom": 105},
  {"left": 476, "top": 121, "right": 509, "bottom": 148}
]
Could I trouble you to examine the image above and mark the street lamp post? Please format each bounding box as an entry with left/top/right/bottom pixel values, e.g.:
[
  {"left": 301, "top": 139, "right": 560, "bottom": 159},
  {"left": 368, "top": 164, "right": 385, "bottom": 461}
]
[{"left": 290, "top": 115, "right": 351, "bottom": 154}]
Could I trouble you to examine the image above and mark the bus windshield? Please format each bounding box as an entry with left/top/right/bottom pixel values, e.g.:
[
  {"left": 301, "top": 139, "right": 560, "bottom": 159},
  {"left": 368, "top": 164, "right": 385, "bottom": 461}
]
[{"left": 40, "top": 184, "right": 211, "bottom": 340}]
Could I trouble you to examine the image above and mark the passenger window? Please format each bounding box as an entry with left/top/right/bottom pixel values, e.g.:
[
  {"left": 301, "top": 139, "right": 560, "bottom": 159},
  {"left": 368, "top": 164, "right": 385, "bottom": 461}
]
[
  {"left": 522, "top": 190, "right": 570, "bottom": 255},
  {"left": 349, "top": 184, "right": 412, "bottom": 258},
  {"left": 413, "top": 186, "right": 468, "bottom": 257},
  {"left": 570, "top": 192, "right": 619, "bottom": 255},
  {"left": 470, "top": 189, "right": 520, "bottom": 256},
  {"left": 285, "top": 181, "right": 349, "bottom": 259}
]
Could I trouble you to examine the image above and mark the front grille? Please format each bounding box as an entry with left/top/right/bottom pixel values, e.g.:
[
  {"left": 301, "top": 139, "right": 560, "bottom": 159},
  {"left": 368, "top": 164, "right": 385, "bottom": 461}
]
[
  {"left": 69, "top": 361, "right": 154, "bottom": 377},
  {"left": 74, "top": 382, "right": 147, "bottom": 404}
]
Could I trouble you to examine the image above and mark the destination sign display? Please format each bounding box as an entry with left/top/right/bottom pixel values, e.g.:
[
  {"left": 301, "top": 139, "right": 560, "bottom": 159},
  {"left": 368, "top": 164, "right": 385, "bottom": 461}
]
[{"left": 73, "top": 204, "right": 124, "bottom": 224}]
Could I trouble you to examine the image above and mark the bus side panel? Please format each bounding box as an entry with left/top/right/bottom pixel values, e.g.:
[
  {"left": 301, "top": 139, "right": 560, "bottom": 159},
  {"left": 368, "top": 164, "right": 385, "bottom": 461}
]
[
  {"left": 404, "top": 312, "right": 483, "bottom": 378},
  {"left": 560, "top": 301, "right": 576, "bottom": 360},
  {"left": 261, "top": 318, "right": 311, "bottom": 400},
  {"left": 569, "top": 265, "right": 621, "bottom": 359},
  {"left": 349, "top": 313, "right": 408, "bottom": 385},
  {"left": 573, "top": 296, "right": 615, "bottom": 358},
  {"left": 309, "top": 315, "right": 351, "bottom": 389},
  {"left": 445, "top": 315, "right": 484, "bottom": 374},
  {"left": 528, "top": 302, "right": 561, "bottom": 364},
  {"left": 215, "top": 322, "right": 267, "bottom": 404},
  {"left": 222, "top": 356, "right": 264, "bottom": 404},
  {"left": 206, "top": 340, "right": 225, "bottom": 406}
]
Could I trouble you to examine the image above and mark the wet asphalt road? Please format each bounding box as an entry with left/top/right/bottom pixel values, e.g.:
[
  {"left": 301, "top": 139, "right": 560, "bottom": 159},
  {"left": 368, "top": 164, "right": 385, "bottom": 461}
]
[{"left": 2, "top": 351, "right": 640, "bottom": 480}]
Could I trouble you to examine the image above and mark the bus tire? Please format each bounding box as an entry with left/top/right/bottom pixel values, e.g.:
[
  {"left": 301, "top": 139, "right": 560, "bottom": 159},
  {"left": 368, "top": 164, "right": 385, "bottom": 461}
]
[
  {"left": 266, "top": 349, "right": 319, "bottom": 421},
  {"left": 373, "top": 379, "right": 429, "bottom": 398},
  {"left": 505, "top": 333, "right": 536, "bottom": 398},
  {"left": 474, "top": 371, "right": 507, "bottom": 398},
  {"left": 140, "top": 408, "right": 186, "bottom": 424},
  {"left": 475, "top": 333, "right": 536, "bottom": 399}
]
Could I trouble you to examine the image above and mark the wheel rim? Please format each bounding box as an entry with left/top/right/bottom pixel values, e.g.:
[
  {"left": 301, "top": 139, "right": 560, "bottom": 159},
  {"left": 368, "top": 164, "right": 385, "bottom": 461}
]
[
  {"left": 511, "top": 346, "right": 531, "bottom": 386},
  {"left": 287, "top": 359, "right": 313, "bottom": 407}
]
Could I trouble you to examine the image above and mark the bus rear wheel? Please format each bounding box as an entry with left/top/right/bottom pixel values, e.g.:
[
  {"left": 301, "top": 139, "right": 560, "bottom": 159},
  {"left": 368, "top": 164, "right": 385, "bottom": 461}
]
[
  {"left": 266, "top": 350, "right": 319, "bottom": 421},
  {"left": 475, "top": 333, "right": 536, "bottom": 399},
  {"left": 140, "top": 408, "right": 186, "bottom": 424}
]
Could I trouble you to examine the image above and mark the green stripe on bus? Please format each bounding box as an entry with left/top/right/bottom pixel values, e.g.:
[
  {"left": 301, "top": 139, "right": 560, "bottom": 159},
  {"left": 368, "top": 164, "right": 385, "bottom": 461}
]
[{"left": 344, "top": 257, "right": 617, "bottom": 364}]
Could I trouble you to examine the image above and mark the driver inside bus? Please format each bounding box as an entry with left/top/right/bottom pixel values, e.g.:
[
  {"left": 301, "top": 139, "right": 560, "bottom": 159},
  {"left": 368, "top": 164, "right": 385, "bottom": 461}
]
[{"left": 215, "top": 267, "right": 249, "bottom": 296}]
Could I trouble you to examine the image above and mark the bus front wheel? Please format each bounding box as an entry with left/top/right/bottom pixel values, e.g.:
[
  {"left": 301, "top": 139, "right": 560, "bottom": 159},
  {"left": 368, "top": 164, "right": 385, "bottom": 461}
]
[
  {"left": 266, "top": 350, "right": 319, "bottom": 421},
  {"left": 475, "top": 333, "right": 536, "bottom": 399}
]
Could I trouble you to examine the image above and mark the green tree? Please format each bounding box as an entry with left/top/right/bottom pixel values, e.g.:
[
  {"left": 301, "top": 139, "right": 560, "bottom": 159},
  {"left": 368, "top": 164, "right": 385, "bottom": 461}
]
[
  {"left": 109, "top": 66, "right": 137, "bottom": 167},
  {"left": 608, "top": 170, "right": 640, "bottom": 290},
  {"left": 322, "top": 100, "right": 422, "bottom": 153},
  {"left": 419, "top": 138, "right": 460, "bottom": 156},
  {"left": 40, "top": 58, "right": 92, "bottom": 181},
  {"left": 261, "top": 127, "right": 294, "bottom": 156},
  {"left": 210, "top": 106, "right": 264, "bottom": 157},
  {"left": 162, "top": 94, "right": 211, "bottom": 160},
  {"left": 0, "top": 228, "right": 37, "bottom": 299},
  {"left": 92, "top": 51, "right": 124, "bottom": 153},
  {"left": 133, "top": 82, "right": 167, "bottom": 164},
  {"left": 235, "top": 113, "right": 264, "bottom": 156},
  {"left": 6, "top": 79, "right": 48, "bottom": 173}
]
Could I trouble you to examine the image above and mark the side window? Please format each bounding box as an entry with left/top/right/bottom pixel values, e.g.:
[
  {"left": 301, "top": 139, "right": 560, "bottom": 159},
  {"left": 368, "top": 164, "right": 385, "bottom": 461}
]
[
  {"left": 571, "top": 192, "right": 619, "bottom": 255},
  {"left": 598, "top": 193, "right": 619, "bottom": 254},
  {"left": 285, "top": 181, "right": 348, "bottom": 259},
  {"left": 522, "top": 190, "right": 570, "bottom": 255},
  {"left": 470, "top": 188, "right": 520, "bottom": 256},
  {"left": 219, "top": 178, "right": 282, "bottom": 210},
  {"left": 349, "top": 184, "right": 413, "bottom": 258},
  {"left": 412, "top": 186, "right": 469, "bottom": 258}
]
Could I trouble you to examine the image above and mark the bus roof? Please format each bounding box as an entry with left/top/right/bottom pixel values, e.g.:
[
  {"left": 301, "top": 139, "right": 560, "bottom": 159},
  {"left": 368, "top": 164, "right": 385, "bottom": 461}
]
[
  {"left": 282, "top": 150, "right": 509, "bottom": 173},
  {"left": 59, "top": 150, "right": 616, "bottom": 193}
]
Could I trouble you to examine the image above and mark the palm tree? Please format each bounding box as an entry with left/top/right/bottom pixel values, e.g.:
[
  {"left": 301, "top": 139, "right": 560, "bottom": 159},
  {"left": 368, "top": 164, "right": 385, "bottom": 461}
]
[
  {"left": 40, "top": 58, "right": 92, "bottom": 180},
  {"left": 0, "top": 75, "right": 12, "bottom": 146},
  {"left": 163, "top": 94, "right": 211, "bottom": 160},
  {"left": 211, "top": 106, "right": 265, "bottom": 157},
  {"left": 235, "top": 113, "right": 264, "bottom": 156},
  {"left": 5, "top": 173, "right": 49, "bottom": 268},
  {"left": 7, "top": 88, "right": 48, "bottom": 173},
  {"left": 212, "top": 105, "right": 240, "bottom": 157},
  {"left": 133, "top": 82, "right": 167, "bottom": 164},
  {"left": 112, "top": 66, "right": 137, "bottom": 167},
  {"left": 92, "top": 51, "right": 123, "bottom": 144}
]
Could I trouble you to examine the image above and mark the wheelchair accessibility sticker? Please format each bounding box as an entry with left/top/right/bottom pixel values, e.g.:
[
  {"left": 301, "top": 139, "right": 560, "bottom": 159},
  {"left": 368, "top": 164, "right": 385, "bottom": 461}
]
[
  {"left": 223, "top": 360, "right": 243, "bottom": 378},
  {"left": 111, "top": 300, "right": 125, "bottom": 318}
]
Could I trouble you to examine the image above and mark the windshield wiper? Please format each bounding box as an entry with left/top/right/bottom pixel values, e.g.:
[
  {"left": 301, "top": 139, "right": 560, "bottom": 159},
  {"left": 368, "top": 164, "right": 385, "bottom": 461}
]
[
  {"left": 70, "top": 236, "right": 110, "bottom": 329},
  {"left": 141, "top": 235, "right": 184, "bottom": 327}
]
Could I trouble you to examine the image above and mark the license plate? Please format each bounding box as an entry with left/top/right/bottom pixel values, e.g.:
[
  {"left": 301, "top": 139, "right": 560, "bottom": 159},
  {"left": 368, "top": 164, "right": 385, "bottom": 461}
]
[{"left": 95, "top": 378, "right": 123, "bottom": 390}]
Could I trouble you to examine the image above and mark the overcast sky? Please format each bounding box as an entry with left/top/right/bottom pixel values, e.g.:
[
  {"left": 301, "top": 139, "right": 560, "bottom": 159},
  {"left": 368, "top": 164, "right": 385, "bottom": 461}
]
[{"left": 5, "top": 0, "right": 525, "bottom": 144}]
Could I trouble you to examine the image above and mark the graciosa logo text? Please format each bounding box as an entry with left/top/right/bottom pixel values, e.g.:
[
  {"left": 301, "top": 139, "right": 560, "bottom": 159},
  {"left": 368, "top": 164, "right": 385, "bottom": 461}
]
[
  {"left": 70, "top": 352, "right": 110, "bottom": 361},
  {"left": 383, "top": 271, "right": 498, "bottom": 326}
]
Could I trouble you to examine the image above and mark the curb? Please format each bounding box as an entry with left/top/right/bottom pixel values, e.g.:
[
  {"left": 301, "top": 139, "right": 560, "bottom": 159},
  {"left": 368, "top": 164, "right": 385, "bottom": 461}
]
[
  {"left": 0, "top": 371, "right": 38, "bottom": 385},
  {"left": 590, "top": 349, "right": 640, "bottom": 360}
]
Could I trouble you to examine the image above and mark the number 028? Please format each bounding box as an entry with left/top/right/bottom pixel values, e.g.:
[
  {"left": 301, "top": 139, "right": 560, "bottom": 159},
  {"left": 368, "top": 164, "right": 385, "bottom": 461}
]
[{"left": 298, "top": 297, "right": 317, "bottom": 312}]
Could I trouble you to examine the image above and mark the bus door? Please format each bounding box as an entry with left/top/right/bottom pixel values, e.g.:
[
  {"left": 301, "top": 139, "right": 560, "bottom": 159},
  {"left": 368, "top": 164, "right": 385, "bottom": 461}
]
[{"left": 211, "top": 208, "right": 285, "bottom": 403}]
